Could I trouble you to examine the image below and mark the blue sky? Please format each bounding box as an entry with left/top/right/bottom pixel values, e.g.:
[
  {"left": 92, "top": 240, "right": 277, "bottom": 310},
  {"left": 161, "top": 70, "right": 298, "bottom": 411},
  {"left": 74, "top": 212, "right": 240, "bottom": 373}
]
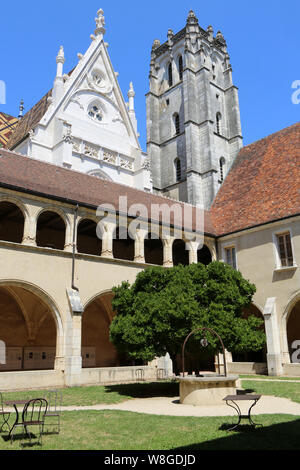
[{"left": 1, "top": 0, "right": 299, "bottom": 152}]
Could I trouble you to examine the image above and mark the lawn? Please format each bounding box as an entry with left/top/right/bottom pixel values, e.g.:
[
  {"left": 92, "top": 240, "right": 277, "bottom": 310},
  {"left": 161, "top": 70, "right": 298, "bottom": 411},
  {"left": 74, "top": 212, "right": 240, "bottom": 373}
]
[
  {"left": 241, "top": 380, "right": 300, "bottom": 404},
  {"left": 1, "top": 378, "right": 300, "bottom": 450},
  {"left": 1, "top": 411, "right": 300, "bottom": 451},
  {"left": 1, "top": 380, "right": 179, "bottom": 406}
]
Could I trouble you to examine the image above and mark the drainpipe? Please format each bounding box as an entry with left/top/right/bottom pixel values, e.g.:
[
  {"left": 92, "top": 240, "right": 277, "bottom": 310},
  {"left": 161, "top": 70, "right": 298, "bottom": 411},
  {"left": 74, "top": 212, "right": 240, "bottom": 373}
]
[{"left": 72, "top": 204, "right": 79, "bottom": 292}]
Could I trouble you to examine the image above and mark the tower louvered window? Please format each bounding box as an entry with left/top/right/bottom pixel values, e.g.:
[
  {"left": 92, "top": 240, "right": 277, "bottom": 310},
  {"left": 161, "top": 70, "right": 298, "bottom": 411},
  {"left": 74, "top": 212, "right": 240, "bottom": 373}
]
[
  {"left": 178, "top": 55, "right": 183, "bottom": 81},
  {"left": 168, "top": 63, "right": 173, "bottom": 87},
  {"left": 174, "top": 114, "right": 180, "bottom": 135},
  {"left": 216, "top": 113, "right": 222, "bottom": 135},
  {"left": 175, "top": 159, "right": 182, "bottom": 182}
]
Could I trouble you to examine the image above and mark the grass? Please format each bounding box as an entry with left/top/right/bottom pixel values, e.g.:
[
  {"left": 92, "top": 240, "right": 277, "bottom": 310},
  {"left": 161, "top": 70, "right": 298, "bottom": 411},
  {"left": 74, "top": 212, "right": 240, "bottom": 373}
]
[
  {"left": 241, "top": 380, "right": 300, "bottom": 404},
  {"left": 240, "top": 374, "right": 300, "bottom": 381},
  {"left": 1, "top": 380, "right": 180, "bottom": 406},
  {"left": 1, "top": 378, "right": 300, "bottom": 450},
  {"left": 1, "top": 411, "right": 300, "bottom": 450}
]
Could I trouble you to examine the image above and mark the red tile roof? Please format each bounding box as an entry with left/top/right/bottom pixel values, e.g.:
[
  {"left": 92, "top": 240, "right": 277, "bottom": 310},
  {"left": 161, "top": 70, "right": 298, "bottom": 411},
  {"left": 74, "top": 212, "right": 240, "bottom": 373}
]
[
  {"left": 210, "top": 122, "right": 300, "bottom": 236},
  {"left": 0, "top": 113, "right": 19, "bottom": 148},
  {"left": 0, "top": 149, "right": 213, "bottom": 236},
  {"left": 8, "top": 90, "right": 52, "bottom": 149}
]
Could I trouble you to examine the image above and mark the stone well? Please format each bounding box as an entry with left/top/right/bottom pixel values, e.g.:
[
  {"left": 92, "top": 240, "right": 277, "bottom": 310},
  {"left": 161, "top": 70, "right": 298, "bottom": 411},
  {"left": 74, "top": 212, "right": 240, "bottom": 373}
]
[{"left": 178, "top": 374, "right": 239, "bottom": 406}]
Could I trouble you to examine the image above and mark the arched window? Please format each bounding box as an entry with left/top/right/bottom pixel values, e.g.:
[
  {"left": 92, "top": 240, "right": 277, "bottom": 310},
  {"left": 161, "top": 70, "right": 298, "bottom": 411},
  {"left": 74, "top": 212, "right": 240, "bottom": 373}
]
[
  {"left": 77, "top": 219, "right": 102, "bottom": 256},
  {"left": 219, "top": 157, "right": 226, "bottom": 183},
  {"left": 216, "top": 112, "right": 222, "bottom": 135},
  {"left": 178, "top": 55, "right": 183, "bottom": 81},
  {"left": 174, "top": 113, "right": 180, "bottom": 135},
  {"left": 168, "top": 63, "right": 173, "bottom": 87},
  {"left": 175, "top": 158, "right": 182, "bottom": 182},
  {"left": 36, "top": 211, "right": 66, "bottom": 250},
  {"left": 0, "top": 202, "right": 24, "bottom": 244}
]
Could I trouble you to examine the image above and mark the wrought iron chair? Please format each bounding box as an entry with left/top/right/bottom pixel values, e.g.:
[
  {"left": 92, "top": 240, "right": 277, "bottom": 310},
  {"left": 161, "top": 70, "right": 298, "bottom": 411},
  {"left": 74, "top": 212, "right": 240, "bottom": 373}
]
[
  {"left": 0, "top": 392, "right": 11, "bottom": 433},
  {"left": 11, "top": 398, "right": 48, "bottom": 447},
  {"left": 43, "top": 390, "right": 63, "bottom": 434}
]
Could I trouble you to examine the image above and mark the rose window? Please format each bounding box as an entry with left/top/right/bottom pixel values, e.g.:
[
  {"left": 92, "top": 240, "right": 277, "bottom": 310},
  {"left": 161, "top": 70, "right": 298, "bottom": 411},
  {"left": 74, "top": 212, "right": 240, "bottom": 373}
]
[{"left": 88, "top": 105, "right": 103, "bottom": 122}]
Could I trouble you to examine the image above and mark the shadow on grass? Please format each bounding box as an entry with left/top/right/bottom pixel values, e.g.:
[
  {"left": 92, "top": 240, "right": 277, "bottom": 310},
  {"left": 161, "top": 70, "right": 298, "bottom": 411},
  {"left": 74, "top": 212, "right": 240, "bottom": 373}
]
[
  {"left": 173, "top": 418, "right": 300, "bottom": 451},
  {"left": 104, "top": 380, "right": 179, "bottom": 399}
]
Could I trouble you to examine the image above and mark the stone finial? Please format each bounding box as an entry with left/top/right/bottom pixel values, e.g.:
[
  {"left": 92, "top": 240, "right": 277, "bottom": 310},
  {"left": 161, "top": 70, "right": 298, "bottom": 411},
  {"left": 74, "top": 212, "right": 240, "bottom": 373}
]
[
  {"left": 56, "top": 45, "right": 65, "bottom": 64},
  {"left": 187, "top": 9, "right": 198, "bottom": 23},
  {"left": 167, "top": 29, "right": 174, "bottom": 38},
  {"left": 128, "top": 82, "right": 135, "bottom": 113},
  {"left": 95, "top": 8, "right": 106, "bottom": 36},
  {"left": 128, "top": 82, "right": 135, "bottom": 98},
  {"left": 152, "top": 39, "right": 161, "bottom": 51},
  {"left": 18, "top": 99, "right": 24, "bottom": 118},
  {"left": 216, "top": 30, "right": 225, "bottom": 42},
  {"left": 207, "top": 25, "right": 214, "bottom": 41}
]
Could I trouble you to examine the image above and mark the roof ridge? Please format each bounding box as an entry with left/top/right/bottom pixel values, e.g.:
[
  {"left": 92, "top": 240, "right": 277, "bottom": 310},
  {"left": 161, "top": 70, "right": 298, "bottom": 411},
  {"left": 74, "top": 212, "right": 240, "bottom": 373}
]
[{"left": 0, "top": 148, "right": 208, "bottom": 213}]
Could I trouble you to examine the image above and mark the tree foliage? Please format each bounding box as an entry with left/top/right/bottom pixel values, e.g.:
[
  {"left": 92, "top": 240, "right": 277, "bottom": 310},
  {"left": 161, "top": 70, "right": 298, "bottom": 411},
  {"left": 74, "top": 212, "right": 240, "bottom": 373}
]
[{"left": 109, "top": 262, "right": 265, "bottom": 364}]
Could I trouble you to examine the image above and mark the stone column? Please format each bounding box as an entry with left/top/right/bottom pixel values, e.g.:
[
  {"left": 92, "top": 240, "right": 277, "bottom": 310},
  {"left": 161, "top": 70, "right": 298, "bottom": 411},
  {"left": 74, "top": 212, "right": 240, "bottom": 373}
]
[
  {"left": 162, "top": 236, "right": 174, "bottom": 267},
  {"left": 188, "top": 241, "right": 199, "bottom": 265},
  {"left": 100, "top": 222, "right": 116, "bottom": 259},
  {"left": 22, "top": 212, "right": 37, "bottom": 247},
  {"left": 134, "top": 229, "right": 148, "bottom": 263},
  {"left": 64, "top": 212, "right": 75, "bottom": 253},
  {"left": 64, "top": 313, "right": 83, "bottom": 387},
  {"left": 263, "top": 297, "right": 283, "bottom": 376}
]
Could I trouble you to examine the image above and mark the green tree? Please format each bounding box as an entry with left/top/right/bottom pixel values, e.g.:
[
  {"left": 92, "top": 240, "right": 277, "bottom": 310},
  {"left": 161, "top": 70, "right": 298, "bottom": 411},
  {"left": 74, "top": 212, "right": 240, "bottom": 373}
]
[{"left": 110, "top": 262, "right": 265, "bottom": 371}]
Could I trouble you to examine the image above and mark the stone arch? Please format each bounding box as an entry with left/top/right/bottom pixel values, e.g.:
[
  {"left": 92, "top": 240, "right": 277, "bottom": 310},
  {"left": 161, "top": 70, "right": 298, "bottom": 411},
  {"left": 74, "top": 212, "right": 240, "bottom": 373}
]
[
  {"left": 197, "top": 244, "right": 213, "bottom": 266},
  {"left": 86, "top": 169, "right": 112, "bottom": 181},
  {"left": 36, "top": 207, "right": 68, "bottom": 250},
  {"left": 0, "top": 199, "right": 26, "bottom": 243},
  {"left": 172, "top": 239, "right": 189, "bottom": 266},
  {"left": 0, "top": 280, "right": 63, "bottom": 371},
  {"left": 282, "top": 290, "right": 300, "bottom": 363},
  {"left": 232, "top": 303, "right": 266, "bottom": 363},
  {"left": 77, "top": 218, "right": 102, "bottom": 256},
  {"left": 82, "top": 290, "right": 123, "bottom": 368},
  {"left": 0, "top": 195, "right": 28, "bottom": 219},
  {"left": 144, "top": 233, "right": 164, "bottom": 266}
]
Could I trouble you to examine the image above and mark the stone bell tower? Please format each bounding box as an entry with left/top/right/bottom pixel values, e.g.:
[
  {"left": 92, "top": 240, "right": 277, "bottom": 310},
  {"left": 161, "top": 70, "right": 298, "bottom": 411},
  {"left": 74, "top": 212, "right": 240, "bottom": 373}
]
[{"left": 146, "top": 10, "right": 243, "bottom": 209}]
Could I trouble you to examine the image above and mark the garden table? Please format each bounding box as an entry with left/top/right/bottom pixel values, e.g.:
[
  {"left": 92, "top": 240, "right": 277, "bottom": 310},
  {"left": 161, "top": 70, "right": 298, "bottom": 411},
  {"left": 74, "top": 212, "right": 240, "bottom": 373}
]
[{"left": 223, "top": 394, "right": 262, "bottom": 431}]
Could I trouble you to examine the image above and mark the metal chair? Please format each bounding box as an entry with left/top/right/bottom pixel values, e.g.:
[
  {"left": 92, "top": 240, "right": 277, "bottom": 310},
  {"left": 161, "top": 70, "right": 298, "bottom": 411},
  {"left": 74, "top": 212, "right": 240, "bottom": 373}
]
[
  {"left": 0, "top": 392, "right": 11, "bottom": 433},
  {"left": 43, "top": 390, "right": 62, "bottom": 434},
  {"left": 11, "top": 398, "right": 48, "bottom": 447}
]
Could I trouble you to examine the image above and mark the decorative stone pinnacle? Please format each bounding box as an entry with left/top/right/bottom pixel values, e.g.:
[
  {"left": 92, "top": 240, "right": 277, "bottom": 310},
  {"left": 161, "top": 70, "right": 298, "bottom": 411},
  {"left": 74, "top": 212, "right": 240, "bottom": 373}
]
[
  {"left": 95, "top": 8, "right": 106, "bottom": 36},
  {"left": 216, "top": 30, "right": 225, "bottom": 41},
  {"left": 128, "top": 82, "right": 135, "bottom": 98},
  {"left": 56, "top": 46, "right": 65, "bottom": 64},
  {"left": 18, "top": 99, "right": 24, "bottom": 118},
  {"left": 152, "top": 39, "right": 161, "bottom": 51}
]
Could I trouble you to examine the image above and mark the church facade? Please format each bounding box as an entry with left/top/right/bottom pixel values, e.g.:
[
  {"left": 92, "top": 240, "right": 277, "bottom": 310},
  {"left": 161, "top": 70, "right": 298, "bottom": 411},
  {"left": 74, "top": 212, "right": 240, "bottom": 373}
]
[{"left": 0, "top": 9, "right": 299, "bottom": 391}]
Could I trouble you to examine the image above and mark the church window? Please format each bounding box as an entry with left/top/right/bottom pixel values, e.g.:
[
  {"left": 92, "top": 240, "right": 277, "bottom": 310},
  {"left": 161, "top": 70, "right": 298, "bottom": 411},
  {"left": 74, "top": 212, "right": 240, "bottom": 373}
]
[
  {"left": 216, "top": 112, "right": 222, "bottom": 135},
  {"left": 175, "top": 158, "right": 182, "bottom": 182},
  {"left": 174, "top": 113, "right": 180, "bottom": 135},
  {"left": 168, "top": 63, "right": 173, "bottom": 87},
  {"left": 92, "top": 72, "right": 102, "bottom": 86},
  {"left": 219, "top": 157, "right": 226, "bottom": 183},
  {"left": 88, "top": 104, "right": 103, "bottom": 122},
  {"left": 178, "top": 55, "right": 183, "bottom": 81},
  {"left": 277, "top": 232, "right": 294, "bottom": 267}
]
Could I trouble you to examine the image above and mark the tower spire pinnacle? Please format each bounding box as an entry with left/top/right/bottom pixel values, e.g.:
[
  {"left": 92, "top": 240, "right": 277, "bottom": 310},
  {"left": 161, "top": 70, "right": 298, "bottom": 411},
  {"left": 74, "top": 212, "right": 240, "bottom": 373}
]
[
  {"left": 18, "top": 99, "right": 24, "bottom": 118},
  {"left": 95, "top": 9, "right": 106, "bottom": 36}
]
